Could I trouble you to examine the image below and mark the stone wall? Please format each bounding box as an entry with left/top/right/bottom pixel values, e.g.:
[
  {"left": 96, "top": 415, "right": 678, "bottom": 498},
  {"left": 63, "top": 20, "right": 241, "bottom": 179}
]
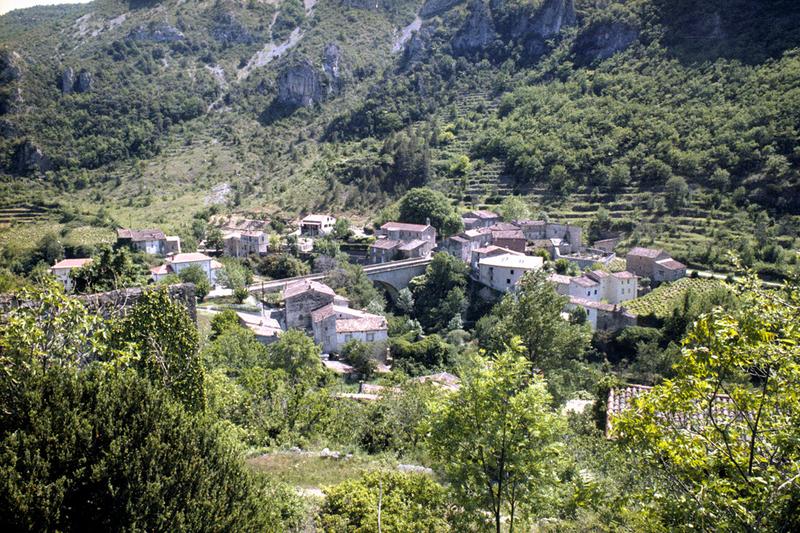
[{"left": 0, "top": 283, "right": 197, "bottom": 323}]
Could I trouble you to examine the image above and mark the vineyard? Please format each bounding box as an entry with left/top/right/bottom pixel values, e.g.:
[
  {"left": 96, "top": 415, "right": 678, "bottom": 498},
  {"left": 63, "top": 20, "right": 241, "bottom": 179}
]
[{"left": 625, "top": 278, "right": 726, "bottom": 318}]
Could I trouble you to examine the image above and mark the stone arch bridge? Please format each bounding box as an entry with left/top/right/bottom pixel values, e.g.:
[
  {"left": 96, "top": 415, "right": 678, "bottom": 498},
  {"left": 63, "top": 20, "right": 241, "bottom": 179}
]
[{"left": 247, "top": 257, "right": 432, "bottom": 297}]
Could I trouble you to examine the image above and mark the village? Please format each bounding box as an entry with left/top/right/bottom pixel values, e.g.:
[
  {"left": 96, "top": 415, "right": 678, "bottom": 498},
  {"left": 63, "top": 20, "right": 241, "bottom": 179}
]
[{"left": 48, "top": 197, "right": 690, "bottom": 422}]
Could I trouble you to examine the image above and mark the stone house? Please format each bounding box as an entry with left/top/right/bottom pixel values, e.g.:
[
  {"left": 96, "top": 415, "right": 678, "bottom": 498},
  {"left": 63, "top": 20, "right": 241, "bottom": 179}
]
[
  {"left": 117, "top": 228, "right": 181, "bottom": 256},
  {"left": 478, "top": 253, "right": 544, "bottom": 293},
  {"left": 550, "top": 270, "right": 638, "bottom": 305},
  {"left": 50, "top": 258, "right": 92, "bottom": 292},
  {"left": 515, "top": 220, "right": 583, "bottom": 253},
  {"left": 311, "top": 303, "right": 388, "bottom": 354},
  {"left": 566, "top": 297, "right": 636, "bottom": 332},
  {"left": 469, "top": 245, "right": 522, "bottom": 272},
  {"left": 283, "top": 279, "right": 349, "bottom": 330},
  {"left": 490, "top": 227, "right": 527, "bottom": 253},
  {"left": 626, "top": 247, "right": 686, "bottom": 282},
  {"left": 441, "top": 227, "right": 492, "bottom": 263},
  {"left": 300, "top": 214, "right": 336, "bottom": 236},
  {"left": 462, "top": 210, "right": 501, "bottom": 230},
  {"left": 368, "top": 222, "right": 437, "bottom": 264},
  {"left": 223, "top": 230, "right": 268, "bottom": 257}
]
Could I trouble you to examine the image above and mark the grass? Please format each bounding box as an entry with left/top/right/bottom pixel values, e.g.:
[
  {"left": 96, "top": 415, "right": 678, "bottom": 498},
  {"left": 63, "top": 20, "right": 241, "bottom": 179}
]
[
  {"left": 625, "top": 277, "right": 726, "bottom": 318},
  {"left": 247, "top": 452, "right": 393, "bottom": 490}
]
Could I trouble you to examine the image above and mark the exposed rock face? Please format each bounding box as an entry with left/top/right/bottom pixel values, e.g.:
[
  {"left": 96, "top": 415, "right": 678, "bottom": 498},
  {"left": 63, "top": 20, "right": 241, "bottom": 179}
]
[
  {"left": 75, "top": 70, "right": 93, "bottom": 93},
  {"left": 420, "top": 0, "right": 463, "bottom": 18},
  {"left": 277, "top": 60, "right": 324, "bottom": 107},
  {"left": 573, "top": 21, "right": 638, "bottom": 65},
  {"left": 60, "top": 67, "right": 93, "bottom": 94},
  {"left": 60, "top": 67, "right": 75, "bottom": 94},
  {"left": 495, "top": 0, "right": 576, "bottom": 58},
  {"left": 12, "top": 140, "right": 51, "bottom": 174},
  {"left": 452, "top": 0, "right": 496, "bottom": 54},
  {"left": 0, "top": 50, "right": 22, "bottom": 85},
  {"left": 322, "top": 43, "right": 343, "bottom": 92},
  {"left": 403, "top": 24, "right": 435, "bottom": 64},
  {"left": 128, "top": 22, "right": 185, "bottom": 42},
  {"left": 211, "top": 11, "right": 255, "bottom": 45}
]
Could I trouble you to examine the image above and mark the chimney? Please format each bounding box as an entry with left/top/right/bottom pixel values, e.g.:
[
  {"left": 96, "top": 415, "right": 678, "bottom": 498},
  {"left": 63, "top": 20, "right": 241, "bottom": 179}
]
[{"left": 426, "top": 217, "right": 431, "bottom": 226}]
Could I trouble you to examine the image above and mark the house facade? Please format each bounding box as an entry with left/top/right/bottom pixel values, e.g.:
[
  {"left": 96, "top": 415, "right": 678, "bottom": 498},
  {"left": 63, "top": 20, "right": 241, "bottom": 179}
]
[
  {"left": 566, "top": 297, "right": 636, "bottom": 332},
  {"left": 284, "top": 279, "right": 349, "bottom": 330},
  {"left": 149, "top": 253, "right": 220, "bottom": 284},
  {"left": 50, "top": 258, "right": 92, "bottom": 292},
  {"left": 368, "top": 222, "right": 437, "bottom": 264},
  {"left": 300, "top": 215, "right": 336, "bottom": 236},
  {"left": 311, "top": 303, "right": 388, "bottom": 354},
  {"left": 550, "top": 270, "right": 638, "bottom": 305},
  {"left": 478, "top": 253, "right": 543, "bottom": 293},
  {"left": 223, "top": 230, "right": 267, "bottom": 257},
  {"left": 462, "top": 210, "right": 501, "bottom": 230},
  {"left": 515, "top": 220, "right": 583, "bottom": 253},
  {"left": 117, "top": 228, "right": 181, "bottom": 256},
  {"left": 626, "top": 247, "right": 686, "bottom": 282}
]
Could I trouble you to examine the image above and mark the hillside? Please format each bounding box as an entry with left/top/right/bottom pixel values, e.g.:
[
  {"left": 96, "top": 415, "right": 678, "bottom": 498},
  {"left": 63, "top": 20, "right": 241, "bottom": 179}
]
[{"left": 0, "top": 0, "right": 799, "bottom": 276}]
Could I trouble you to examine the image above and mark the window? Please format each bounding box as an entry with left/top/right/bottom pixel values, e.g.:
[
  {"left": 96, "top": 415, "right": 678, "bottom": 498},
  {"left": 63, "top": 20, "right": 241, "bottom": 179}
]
[
  {"left": 510, "top": 269, "right": 515, "bottom": 275},
  {"left": 506, "top": 279, "right": 511, "bottom": 285},
  {"left": 345, "top": 334, "right": 352, "bottom": 341},
  {"left": 367, "top": 333, "right": 374, "bottom": 342},
  {"left": 587, "top": 291, "right": 591, "bottom": 296}
]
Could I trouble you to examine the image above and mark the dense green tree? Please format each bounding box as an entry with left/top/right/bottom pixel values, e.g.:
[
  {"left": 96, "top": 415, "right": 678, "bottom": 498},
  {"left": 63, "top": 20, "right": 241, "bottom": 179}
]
[
  {"left": 177, "top": 264, "right": 212, "bottom": 300},
  {"left": 498, "top": 196, "right": 530, "bottom": 222},
  {"left": 258, "top": 253, "right": 310, "bottom": 279},
  {"left": 217, "top": 258, "right": 251, "bottom": 303},
  {"left": 395, "top": 287, "right": 414, "bottom": 315},
  {"left": 324, "top": 261, "right": 384, "bottom": 310},
  {"left": 616, "top": 276, "right": 800, "bottom": 531},
  {"left": 0, "top": 284, "right": 302, "bottom": 531},
  {"left": 427, "top": 340, "right": 566, "bottom": 532},
  {"left": 664, "top": 175, "right": 689, "bottom": 212},
  {"left": 398, "top": 188, "right": 463, "bottom": 237},
  {"left": 206, "top": 227, "right": 225, "bottom": 252},
  {"left": 390, "top": 334, "right": 454, "bottom": 375},
  {"left": 341, "top": 339, "right": 377, "bottom": 379},
  {"left": 209, "top": 308, "right": 241, "bottom": 340},
  {"left": 410, "top": 252, "right": 469, "bottom": 332},
  {"left": 317, "top": 471, "right": 450, "bottom": 533},
  {"left": 267, "top": 329, "right": 323, "bottom": 387},
  {"left": 114, "top": 287, "right": 205, "bottom": 412},
  {"left": 71, "top": 246, "right": 146, "bottom": 293},
  {"left": 203, "top": 325, "right": 271, "bottom": 371},
  {"left": 482, "top": 270, "right": 591, "bottom": 368}
]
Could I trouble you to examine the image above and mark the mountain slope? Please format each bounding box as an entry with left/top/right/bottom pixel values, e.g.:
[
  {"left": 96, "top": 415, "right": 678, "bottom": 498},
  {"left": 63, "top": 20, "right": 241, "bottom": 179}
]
[{"left": 0, "top": 0, "right": 798, "bottom": 276}]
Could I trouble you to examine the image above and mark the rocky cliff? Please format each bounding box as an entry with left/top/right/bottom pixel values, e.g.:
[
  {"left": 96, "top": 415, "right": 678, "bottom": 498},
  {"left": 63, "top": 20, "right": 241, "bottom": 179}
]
[
  {"left": 277, "top": 60, "right": 325, "bottom": 107},
  {"left": 573, "top": 20, "right": 638, "bottom": 65}
]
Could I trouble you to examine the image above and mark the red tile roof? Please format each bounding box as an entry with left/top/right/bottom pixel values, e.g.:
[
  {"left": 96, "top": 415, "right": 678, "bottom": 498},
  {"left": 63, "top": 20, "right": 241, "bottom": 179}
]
[{"left": 52, "top": 258, "right": 92, "bottom": 270}]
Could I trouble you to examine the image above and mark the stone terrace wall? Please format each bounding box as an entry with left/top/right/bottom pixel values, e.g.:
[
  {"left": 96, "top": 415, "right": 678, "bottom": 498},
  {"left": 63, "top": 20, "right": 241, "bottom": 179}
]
[{"left": 0, "top": 283, "right": 197, "bottom": 323}]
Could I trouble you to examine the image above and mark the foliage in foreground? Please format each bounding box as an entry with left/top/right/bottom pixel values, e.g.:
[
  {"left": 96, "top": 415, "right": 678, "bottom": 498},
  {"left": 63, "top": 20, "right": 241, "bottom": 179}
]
[
  {"left": 616, "top": 276, "right": 800, "bottom": 531},
  {"left": 317, "top": 470, "right": 450, "bottom": 533},
  {"left": 427, "top": 339, "right": 566, "bottom": 532},
  {"left": 0, "top": 284, "right": 302, "bottom": 531}
]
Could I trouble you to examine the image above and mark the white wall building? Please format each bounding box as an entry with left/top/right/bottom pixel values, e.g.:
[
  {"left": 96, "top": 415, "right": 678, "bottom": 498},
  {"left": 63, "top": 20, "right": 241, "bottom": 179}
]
[
  {"left": 478, "top": 253, "right": 543, "bottom": 293},
  {"left": 150, "top": 253, "right": 221, "bottom": 284},
  {"left": 300, "top": 214, "right": 336, "bottom": 236},
  {"left": 50, "top": 258, "right": 92, "bottom": 292}
]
